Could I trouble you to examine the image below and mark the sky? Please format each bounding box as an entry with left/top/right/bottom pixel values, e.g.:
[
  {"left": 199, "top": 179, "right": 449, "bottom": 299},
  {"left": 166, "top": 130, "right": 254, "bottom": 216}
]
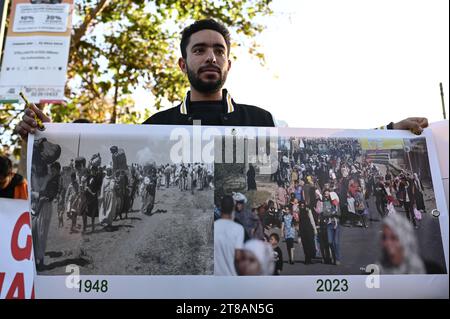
[
  {"left": 48, "top": 132, "right": 181, "bottom": 167},
  {"left": 44, "top": 125, "right": 219, "bottom": 167},
  {"left": 133, "top": 0, "right": 449, "bottom": 129}
]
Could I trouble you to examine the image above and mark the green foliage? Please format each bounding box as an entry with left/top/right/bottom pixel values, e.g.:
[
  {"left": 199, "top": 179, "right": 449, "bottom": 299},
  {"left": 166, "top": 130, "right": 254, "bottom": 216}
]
[
  {"left": 1, "top": 0, "right": 273, "bottom": 158},
  {"left": 0, "top": 104, "right": 22, "bottom": 158}
]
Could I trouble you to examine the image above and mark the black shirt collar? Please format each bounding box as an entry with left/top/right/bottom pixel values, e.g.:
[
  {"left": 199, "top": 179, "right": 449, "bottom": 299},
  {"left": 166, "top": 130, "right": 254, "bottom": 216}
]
[{"left": 180, "top": 89, "right": 235, "bottom": 115}]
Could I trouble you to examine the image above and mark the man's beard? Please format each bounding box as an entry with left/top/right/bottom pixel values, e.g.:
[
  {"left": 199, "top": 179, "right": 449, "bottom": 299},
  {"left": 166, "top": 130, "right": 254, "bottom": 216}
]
[{"left": 187, "top": 65, "right": 227, "bottom": 94}]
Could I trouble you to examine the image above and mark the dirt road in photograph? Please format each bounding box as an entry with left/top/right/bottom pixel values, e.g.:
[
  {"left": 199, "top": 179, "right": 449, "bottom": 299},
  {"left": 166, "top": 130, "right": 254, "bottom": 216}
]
[{"left": 37, "top": 185, "right": 214, "bottom": 275}]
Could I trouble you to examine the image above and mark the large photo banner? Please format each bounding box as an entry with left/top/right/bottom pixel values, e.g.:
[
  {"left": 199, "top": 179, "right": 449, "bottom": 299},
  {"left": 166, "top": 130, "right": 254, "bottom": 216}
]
[
  {"left": 429, "top": 120, "right": 449, "bottom": 209},
  {"left": 0, "top": 0, "right": 74, "bottom": 103},
  {"left": 27, "top": 124, "right": 448, "bottom": 298},
  {"left": 0, "top": 199, "right": 35, "bottom": 299}
]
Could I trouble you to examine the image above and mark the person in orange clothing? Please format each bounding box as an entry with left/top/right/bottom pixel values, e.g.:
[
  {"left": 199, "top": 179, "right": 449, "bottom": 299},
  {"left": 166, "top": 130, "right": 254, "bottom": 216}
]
[{"left": 0, "top": 155, "right": 28, "bottom": 200}]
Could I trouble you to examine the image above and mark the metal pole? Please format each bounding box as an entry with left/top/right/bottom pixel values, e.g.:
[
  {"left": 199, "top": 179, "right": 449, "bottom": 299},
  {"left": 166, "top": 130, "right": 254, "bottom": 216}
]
[
  {"left": 77, "top": 133, "right": 80, "bottom": 158},
  {"left": 440, "top": 82, "right": 446, "bottom": 120},
  {"left": 406, "top": 150, "right": 413, "bottom": 173},
  {"left": 244, "top": 137, "right": 249, "bottom": 175}
]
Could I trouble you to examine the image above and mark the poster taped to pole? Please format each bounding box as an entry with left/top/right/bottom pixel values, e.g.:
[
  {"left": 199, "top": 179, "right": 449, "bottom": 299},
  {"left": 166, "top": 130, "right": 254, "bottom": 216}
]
[{"left": 0, "top": 0, "right": 74, "bottom": 104}]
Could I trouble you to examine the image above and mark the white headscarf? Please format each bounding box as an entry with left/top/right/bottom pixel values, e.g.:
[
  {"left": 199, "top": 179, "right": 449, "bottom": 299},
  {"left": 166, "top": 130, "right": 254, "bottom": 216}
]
[
  {"left": 232, "top": 192, "right": 247, "bottom": 204},
  {"left": 243, "top": 240, "right": 275, "bottom": 276},
  {"left": 378, "top": 213, "right": 426, "bottom": 274}
]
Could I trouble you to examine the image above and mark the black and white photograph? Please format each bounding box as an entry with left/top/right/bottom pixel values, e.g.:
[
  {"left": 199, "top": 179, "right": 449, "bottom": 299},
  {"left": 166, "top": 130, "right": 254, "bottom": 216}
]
[
  {"left": 30, "top": 124, "right": 214, "bottom": 275},
  {"left": 214, "top": 133, "right": 447, "bottom": 276}
]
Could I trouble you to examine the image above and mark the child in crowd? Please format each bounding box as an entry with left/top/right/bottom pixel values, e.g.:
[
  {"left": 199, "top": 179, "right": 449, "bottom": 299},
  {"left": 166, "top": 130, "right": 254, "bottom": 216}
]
[{"left": 269, "top": 233, "right": 283, "bottom": 275}]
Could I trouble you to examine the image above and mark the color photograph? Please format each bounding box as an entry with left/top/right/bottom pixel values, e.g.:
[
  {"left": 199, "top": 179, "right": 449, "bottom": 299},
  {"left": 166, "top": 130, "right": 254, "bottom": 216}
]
[{"left": 214, "top": 133, "right": 447, "bottom": 276}]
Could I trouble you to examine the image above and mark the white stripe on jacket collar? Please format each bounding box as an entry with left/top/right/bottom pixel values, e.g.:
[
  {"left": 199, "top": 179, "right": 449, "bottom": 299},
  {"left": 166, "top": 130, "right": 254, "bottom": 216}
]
[{"left": 179, "top": 91, "right": 235, "bottom": 115}]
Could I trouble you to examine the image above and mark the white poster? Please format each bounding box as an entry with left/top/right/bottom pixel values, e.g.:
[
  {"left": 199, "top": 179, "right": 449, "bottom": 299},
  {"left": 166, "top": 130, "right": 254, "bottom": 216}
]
[
  {"left": 27, "top": 124, "right": 448, "bottom": 299},
  {"left": 13, "top": 3, "right": 70, "bottom": 33},
  {"left": 0, "top": 36, "right": 70, "bottom": 100},
  {"left": 0, "top": 0, "right": 73, "bottom": 103},
  {"left": 0, "top": 199, "right": 35, "bottom": 299}
]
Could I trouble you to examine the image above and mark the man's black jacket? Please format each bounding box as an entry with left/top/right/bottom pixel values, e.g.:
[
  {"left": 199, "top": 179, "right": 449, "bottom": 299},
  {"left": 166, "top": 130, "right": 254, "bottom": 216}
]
[{"left": 143, "top": 89, "right": 275, "bottom": 127}]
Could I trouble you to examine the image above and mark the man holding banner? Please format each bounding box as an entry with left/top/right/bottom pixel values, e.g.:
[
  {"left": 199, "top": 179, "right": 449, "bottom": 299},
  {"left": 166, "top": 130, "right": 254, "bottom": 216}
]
[{"left": 15, "top": 19, "right": 428, "bottom": 136}]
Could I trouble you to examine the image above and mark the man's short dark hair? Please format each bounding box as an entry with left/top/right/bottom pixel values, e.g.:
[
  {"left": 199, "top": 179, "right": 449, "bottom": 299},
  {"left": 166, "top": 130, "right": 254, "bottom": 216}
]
[
  {"left": 0, "top": 155, "right": 12, "bottom": 178},
  {"left": 180, "top": 19, "right": 231, "bottom": 59},
  {"left": 72, "top": 119, "right": 91, "bottom": 123},
  {"left": 221, "top": 195, "right": 234, "bottom": 215}
]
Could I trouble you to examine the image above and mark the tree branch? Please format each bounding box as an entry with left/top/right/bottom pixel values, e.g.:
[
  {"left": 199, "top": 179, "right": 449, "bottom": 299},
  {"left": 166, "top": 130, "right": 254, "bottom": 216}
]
[
  {"left": 71, "top": 0, "right": 111, "bottom": 50},
  {"left": 0, "top": 109, "right": 24, "bottom": 135},
  {"left": 79, "top": 72, "right": 102, "bottom": 99}
]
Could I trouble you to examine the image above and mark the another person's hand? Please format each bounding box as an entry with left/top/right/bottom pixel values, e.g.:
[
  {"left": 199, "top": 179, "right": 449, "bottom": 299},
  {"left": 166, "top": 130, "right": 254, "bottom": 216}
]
[
  {"left": 393, "top": 117, "right": 429, "bottom": 135},
  {"left": 15, "top": 103, "right": 51, "bottom": 140}
]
